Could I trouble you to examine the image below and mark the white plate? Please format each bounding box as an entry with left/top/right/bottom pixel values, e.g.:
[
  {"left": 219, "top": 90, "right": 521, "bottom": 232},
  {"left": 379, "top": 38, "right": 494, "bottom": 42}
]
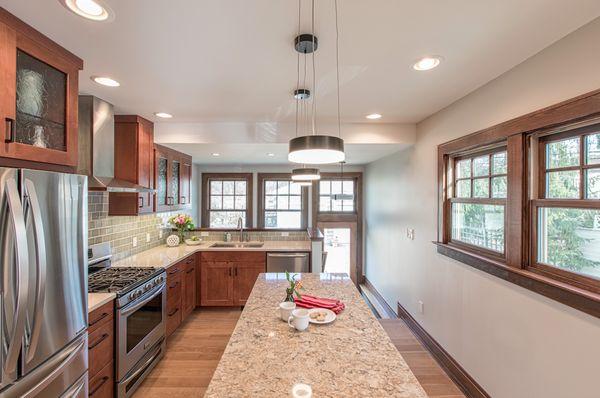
[
  {"left": 185, "top": 239, "right": 202, "bottom": 246},
  {"left": 307, "top": 308, "right": 336, "bottom": 324}
]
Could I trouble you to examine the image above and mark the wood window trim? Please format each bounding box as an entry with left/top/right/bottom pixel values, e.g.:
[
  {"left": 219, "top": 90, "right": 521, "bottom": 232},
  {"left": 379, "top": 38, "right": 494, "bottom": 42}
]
[
  {"left": 201, "top": 173, "right": 253, "bottom": 228},
  {"left": 437, "top": 88, "right": 600, "bottom": 318},
  {"left": 256, "top": 173, "right": 308, "bottom": 229}
]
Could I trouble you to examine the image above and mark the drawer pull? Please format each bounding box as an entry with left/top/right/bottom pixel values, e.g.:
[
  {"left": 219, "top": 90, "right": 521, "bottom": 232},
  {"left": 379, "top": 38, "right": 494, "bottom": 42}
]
[
  {"left": 89, "top": 376, "right": 109, "bottom": 396},
  {"left": 169, "top": 282, "right": 179, "bottom": 289},
  {"left": 186, "top": 258, "right": 193, "bottom": 264},
  {"left": 186, "top": 268, "right": 194, "bottom": 274},
  {"left": 168, "top": 268, "right": 179, "bottom": 275},
  {"left": 89, "top": 312, "right": 109, "bottom": 327},
  {"left": 168, "top": 308, "right": 179, "bottom": 317},
  {"left": 4, "top": 118, "right": 15, "bottom": 143},
  {"left": 89, "top": 333, "right": 109, "bottom": 350},
  {"left": 138, "top": 196, "right": 144, "bottom": 208}
]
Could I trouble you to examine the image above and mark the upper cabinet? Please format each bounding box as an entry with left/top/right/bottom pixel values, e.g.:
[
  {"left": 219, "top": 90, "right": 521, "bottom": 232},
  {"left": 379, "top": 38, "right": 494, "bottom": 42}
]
[
  {"left": 0, "top": 9, "right": 82, "bottom": 168},
  {"left": 108, "top": 115, "right": 154, "bottom": 216},
  {"left": 154, "top": 144, "right": 192, "bottom": 212}
]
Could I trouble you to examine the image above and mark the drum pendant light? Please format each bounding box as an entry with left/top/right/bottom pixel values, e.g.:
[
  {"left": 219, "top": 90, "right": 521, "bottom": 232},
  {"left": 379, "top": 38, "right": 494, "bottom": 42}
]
[
  {"left": 291, "top": 167, "right": 320, "bottom": 181},
  {"left": 288, "top": 0, "right": 345, "bottom": 165}
]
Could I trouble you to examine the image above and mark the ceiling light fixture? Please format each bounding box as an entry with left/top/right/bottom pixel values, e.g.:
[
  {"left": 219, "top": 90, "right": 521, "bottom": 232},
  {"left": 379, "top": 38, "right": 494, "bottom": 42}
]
[
  {"left": 366, "top": 113, "right": 382, "bottom": 120},
  {"left": 211, "top": 153, "right": 220, "bottom": 157},
  {"left": 91, "top": 76, "right": 120, "bottom": 87},
  {"left": 291, "top": 168, "right": 320, "bottom": 181},
  {"left": 288, "top": 0, "right": 345, "bottom": 165},
  {"left": 154, "top": 112, "right": 173, "bottom": 119},
  {"left": 413, "top": 56, "right": 442, "bottom": 71},
  {"left": 60, "top": 0, "right": 114, "bottom": 21}
]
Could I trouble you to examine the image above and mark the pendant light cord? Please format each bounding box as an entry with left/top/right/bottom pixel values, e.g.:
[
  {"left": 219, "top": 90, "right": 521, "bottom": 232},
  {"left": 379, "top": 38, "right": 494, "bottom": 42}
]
[
  {"left": 335, "top": 0, "right": 341, "bottom": 138},
  {"left": 295, "top": 0, "right": 301, "bottom": 138},
  {"left": 311, "top": 0, "right": 317, "bottom": 136}
]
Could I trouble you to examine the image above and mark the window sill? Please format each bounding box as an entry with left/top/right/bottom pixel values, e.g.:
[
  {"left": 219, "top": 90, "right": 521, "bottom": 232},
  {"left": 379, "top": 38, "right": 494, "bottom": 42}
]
[{"left": 434, "top": 242, "right": 600, "bottom": 319}]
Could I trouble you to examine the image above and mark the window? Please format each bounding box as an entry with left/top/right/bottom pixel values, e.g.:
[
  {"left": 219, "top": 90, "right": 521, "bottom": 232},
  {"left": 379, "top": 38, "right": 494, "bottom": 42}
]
[
  {"left": 319, "top": 180, "right": 355, "bottom": 212},
  {"left": 437, "top": 90, "right": 600, "bottom": 318},
  {"left": 202, "top": 173, "right": 252, "bottom": 228},
  {"left": 258, "top": 174, "right": 307, "bottom": 229},
  {"left": 450, "top": 149, "right": 507, "bottom": 254},
  {"left": 533, "top": 129, "right": 600, "bottom": 284}
]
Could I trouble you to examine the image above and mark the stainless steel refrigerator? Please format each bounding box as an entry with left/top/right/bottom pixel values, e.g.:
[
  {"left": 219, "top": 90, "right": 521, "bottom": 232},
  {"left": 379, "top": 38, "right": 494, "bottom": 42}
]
[{"left": 0, "top": 168, "right": 88, "bottom": 397}]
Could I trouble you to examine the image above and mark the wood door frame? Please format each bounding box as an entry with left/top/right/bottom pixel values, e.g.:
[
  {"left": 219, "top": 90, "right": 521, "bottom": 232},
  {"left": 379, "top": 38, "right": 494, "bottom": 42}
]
[
  {"left": 318, "top": 221, "right": 358, "bottom": 284},
  {"left": 312, "top": 172, "right": 364, "bottom": 283}
]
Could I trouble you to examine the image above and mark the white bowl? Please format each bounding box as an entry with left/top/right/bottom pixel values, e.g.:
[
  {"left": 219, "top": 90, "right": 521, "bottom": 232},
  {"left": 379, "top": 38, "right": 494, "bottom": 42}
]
[{"left": 185, "top": 238, "right": 202, "bottom": 246}]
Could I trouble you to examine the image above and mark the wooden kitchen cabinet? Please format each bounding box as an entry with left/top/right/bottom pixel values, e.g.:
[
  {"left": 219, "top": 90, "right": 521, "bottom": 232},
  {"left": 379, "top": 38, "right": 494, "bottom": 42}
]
[
  {"left": 166, "top": 262, "right": 182, "bottom": 338},
  {"left": 88, "top": 300, "right": 114, "bottom": 398},
  {"left": 200, "top": 252, "right": 266, "bottom": 306},
  {"left": 0, "top": 9, "right": 83, "bottom": 169},
  {"left": 154, "top": 144, "right": 192, "bottom": 212},
  {"left": 109, "top": 115, "right": 154, "bottom": 216},
  {"left": 181, "top": 255, "right": 197, "bottom": 319}
]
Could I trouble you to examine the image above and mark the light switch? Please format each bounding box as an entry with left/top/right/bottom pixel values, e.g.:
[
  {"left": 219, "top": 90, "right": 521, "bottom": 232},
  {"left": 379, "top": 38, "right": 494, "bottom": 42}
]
[{"left": 132, "top": 237, "right": 138, "bottom": 247}]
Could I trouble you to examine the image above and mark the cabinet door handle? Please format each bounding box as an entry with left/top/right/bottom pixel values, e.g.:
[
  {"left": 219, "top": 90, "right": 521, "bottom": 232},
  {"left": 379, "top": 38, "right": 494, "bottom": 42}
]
[
  {"left": 228, "top": 267, "right": 232, "bottom": 277},
  {"left": 4, "top": 117, "right": 15, "bottom": 143},
  {"left": 89, "top": 376, "right": 109, "bottom": 396},
  {"left": 180, "top": 196, "right": 186, "bottom": 204},
  {"left": 169, "top": 281, "right": 179, "bottom": 289},
  {"left": 168, "top": 308, "right": 179, "bottom": 317},
  {"left": 89, "top": 333, "right": 109, "bottom": 350},
  {"left": 89, "top": 312, "right": 109, "bottom": 328},
  {"left": 138, "top": 196, "right": 144, "bottom": 208}
]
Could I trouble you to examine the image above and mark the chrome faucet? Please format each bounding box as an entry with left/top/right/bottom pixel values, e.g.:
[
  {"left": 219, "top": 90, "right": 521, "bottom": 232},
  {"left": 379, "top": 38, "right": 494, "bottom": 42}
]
[{"left": 237, "top": 217, "right": 244, "bottom": 242}]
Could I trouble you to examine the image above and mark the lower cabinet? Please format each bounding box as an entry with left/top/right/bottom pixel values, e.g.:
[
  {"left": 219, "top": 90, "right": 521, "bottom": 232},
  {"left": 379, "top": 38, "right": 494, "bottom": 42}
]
[
  {"left": 88, "top": 300, "right": 114, "bottom": 398},
  {"left": 200, "top": 252, "right": 266, "bottom": 306},
  {"left": 166, "top": 254, "right": 197, "bottom": 338}
]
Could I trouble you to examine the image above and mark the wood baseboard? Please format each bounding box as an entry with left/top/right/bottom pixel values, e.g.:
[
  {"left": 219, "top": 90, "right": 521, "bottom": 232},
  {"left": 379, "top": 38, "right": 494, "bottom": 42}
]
[
  {"left": 397, "top": 301, "right": 490, "bottom": 398},
  {"left": 361, "top": 278, "right": 398, "bottom": 319}
]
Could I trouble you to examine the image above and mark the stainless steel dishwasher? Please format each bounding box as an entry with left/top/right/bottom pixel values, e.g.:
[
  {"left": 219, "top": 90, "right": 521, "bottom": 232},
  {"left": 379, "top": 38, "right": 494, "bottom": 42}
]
[{"left": 266, "top": 252, "right": 310, "bottom": 273}]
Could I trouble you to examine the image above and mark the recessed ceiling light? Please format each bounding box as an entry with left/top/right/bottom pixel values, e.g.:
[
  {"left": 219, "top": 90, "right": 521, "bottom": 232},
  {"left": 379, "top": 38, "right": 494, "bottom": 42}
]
[
  {"left": 154, "top": 112, "right": 173, "bottom": 119},
  {"left": 211, "top": 153, "right": 220, "bottom": 157},
  {"left": 366, "top": 113, "right": 382, "bottom": 120},
  {"left": 413, "top": 56, "right": 442, "bottom": 71},
  {"left": 267, "top": 153, "right": 275, "bottom": 157},
  {"left": 60, "top": 0, "right": 114, "bottom": 21},
  {"left": 91, "top": 76, "right": 120, "bottom": 87}
]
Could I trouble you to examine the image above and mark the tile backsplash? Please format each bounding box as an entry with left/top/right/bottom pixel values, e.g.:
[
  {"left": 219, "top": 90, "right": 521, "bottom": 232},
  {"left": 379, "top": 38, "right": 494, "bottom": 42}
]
[
  {"left": 88, "top": 192, "right": 308, "bottom": 261},
  {"left": 88, "top": 192, "right": 183, "bottom": 260}
]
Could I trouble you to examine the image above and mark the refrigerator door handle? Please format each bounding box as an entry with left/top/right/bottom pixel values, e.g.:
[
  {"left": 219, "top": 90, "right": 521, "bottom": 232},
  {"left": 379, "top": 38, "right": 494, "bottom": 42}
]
[
  {"left": 23, "top": 179, "right": 47, "bottom": 363},
  {"left": 3, "top": 178, "right": 29, "bottom": 377}
]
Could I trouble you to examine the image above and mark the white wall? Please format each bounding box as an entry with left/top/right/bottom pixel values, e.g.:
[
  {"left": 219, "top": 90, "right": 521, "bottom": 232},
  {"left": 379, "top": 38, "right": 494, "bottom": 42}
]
[{"left": 364, "top": 17, "right": 600, "bottom": 398}]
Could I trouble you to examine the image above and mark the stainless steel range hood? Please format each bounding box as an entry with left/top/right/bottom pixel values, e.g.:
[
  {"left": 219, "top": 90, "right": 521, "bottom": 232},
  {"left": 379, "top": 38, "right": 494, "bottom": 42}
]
[{"left": 77, "top": 95, "right": 154, "bottom": 192}]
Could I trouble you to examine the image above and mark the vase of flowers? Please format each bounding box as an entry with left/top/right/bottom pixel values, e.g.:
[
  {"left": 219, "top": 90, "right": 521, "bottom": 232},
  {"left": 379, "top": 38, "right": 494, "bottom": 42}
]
[
  {"left": 168, "top": 214, "right": 194, "bottom": 243},
  {"left": 284, "top": 271, "right": 303, "bottom": 302}
]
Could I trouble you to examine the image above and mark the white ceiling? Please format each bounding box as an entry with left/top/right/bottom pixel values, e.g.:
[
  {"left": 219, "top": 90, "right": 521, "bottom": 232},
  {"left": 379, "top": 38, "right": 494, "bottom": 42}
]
[{"left": 3, "top": 0, "right": 600, "bottom": 124}]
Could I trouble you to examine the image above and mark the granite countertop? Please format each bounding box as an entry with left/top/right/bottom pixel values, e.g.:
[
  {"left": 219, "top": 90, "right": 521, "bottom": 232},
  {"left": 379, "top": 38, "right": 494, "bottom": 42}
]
[
  {"left": 112, "top": 240, "right": 311, "bottom": 269},
  {"left": 88, "top": 292, "right": 115, "bottom": 313},
  {"left": 205, "top": 273, "right": 427, "bottom": 397}
]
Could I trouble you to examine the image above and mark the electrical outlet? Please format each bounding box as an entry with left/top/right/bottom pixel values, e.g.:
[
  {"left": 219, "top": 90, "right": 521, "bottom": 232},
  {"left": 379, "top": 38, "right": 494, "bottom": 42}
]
[
  {"left": 200, "top": 231, "right": 210, "bottom": 237},
  {"left": 146, "top": 233, "right": 151, "bottom": 243},
  {"left": 281, "top": 232, "right": 289, "bottom": 237},
  {"left": 407, "top": 228, "right": 415, "bottom": 240},
  {"left": 418, "top": 300, "right": 424, "bottom": 314},
  {"left": 132, "top": 237, "right": 138, "bottom": 247}
]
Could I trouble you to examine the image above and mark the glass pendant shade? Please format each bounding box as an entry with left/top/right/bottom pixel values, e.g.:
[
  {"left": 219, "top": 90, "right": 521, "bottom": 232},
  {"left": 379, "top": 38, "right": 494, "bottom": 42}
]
[
  {"left": 288, "top": 135, "right": 345, "bottom": 164},
  {"left": 291, "top": 168, "right": 320, "bottom": 181}
]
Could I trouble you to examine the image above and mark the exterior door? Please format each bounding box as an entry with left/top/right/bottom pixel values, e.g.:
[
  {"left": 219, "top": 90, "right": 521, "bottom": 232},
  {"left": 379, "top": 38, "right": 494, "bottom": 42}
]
[
  {"left": 20, "top": 170, "right": 87, "bottom": 374},
  {"left": 318, "top": 222, "right": 357, "bottom": 284},
  {"left": 200, "top": 262, "right": 233, "bottom": 306}
]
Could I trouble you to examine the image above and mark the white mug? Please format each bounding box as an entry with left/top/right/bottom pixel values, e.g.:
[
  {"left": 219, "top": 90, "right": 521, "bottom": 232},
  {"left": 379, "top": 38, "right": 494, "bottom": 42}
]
[
  {"left": 279, "top": 301, "right": 296, "bottom": 322},
  {"left": 288, "top": 309, "right": 310, "bottom": 331}
]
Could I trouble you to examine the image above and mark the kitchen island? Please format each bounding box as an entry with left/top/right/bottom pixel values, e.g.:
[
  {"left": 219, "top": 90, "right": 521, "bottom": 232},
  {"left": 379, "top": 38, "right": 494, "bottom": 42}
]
[{"left": 205, "top": 273, "right": 427, "bottom": 397}]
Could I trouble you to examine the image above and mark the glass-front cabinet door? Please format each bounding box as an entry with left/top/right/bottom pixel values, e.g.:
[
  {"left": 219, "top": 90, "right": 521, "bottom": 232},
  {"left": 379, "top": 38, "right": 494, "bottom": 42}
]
[
  {"left": 155, "top": 149, "right": 170, "bottom": 212},
  {"left": 0, "top": 21, "right": 82, "bottom": 167},
  {"left": 170, "top": 159, "right": 180, "bottom": 206}
]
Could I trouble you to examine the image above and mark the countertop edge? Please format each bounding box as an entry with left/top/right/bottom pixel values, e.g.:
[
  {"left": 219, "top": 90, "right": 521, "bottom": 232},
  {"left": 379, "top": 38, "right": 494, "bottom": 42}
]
[{"left": 88, "top": 292, "right": 116, "bottom": 313}]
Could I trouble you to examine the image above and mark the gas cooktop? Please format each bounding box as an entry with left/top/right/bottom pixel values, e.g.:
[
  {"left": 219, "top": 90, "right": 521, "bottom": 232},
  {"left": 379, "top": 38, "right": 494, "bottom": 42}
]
[{"left": 88, "top": 267, "right": 162, "bottom": 296}]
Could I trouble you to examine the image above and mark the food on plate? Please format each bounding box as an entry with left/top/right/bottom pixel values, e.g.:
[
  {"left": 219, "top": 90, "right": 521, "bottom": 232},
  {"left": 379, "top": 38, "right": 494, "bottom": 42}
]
[{"left": 310, "top": 311, "right": 327, "bottom": 322}]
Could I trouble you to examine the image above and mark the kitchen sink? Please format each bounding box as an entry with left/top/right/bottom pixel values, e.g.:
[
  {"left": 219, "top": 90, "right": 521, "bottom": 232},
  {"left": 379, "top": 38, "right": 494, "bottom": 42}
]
[{"left": 211, "top": 242, "right": 264, "bottom": 248}]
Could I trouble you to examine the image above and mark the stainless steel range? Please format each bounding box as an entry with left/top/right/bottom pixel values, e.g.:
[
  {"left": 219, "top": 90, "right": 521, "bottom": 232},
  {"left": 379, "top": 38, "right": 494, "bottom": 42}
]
[{"left": 88, "top": 243, "right": 166, "bottom": 398}]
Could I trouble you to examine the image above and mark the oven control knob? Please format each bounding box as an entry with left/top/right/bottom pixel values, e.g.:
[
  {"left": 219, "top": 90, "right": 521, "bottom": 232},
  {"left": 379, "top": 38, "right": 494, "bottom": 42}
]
[
  {"left": 145, "top": 283, "right": 152, "bottom": 290},
  {"left": 129, "top": 293, "right": 135, "bottom": 300}
]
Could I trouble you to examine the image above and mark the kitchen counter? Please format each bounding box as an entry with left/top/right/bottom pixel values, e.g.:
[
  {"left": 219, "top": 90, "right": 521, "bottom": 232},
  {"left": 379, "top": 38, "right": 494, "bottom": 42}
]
[
  {"left": 88, "top": 292, "right": 116, "bottom": 313},
  {"left": 113, "top": 240, "right": 311, "bottom": 270},
  {"left": 204, "top": 273, "right": 427, "bottom": 397}
]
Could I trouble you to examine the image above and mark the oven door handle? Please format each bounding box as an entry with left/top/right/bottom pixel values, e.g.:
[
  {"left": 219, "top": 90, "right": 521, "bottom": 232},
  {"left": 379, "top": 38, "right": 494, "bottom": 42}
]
[
  {"left": 119, "top": 283, "right": 165, "bottom": 317},
  {"left": 121, "top": 343, "right": 163, "bottom": 386}
]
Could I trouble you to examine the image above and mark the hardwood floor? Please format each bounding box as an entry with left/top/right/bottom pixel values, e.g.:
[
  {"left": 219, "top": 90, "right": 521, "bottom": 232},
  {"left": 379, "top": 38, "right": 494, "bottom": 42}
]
[
  {"left": 133, "top": 308, "right": 242, "bottom": 397},
  {"left": 380, "top": 319, "right": 466, "bottom": 398},
  {"left": 134, "top": 309, "right": 464, "bottom": 398}
]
